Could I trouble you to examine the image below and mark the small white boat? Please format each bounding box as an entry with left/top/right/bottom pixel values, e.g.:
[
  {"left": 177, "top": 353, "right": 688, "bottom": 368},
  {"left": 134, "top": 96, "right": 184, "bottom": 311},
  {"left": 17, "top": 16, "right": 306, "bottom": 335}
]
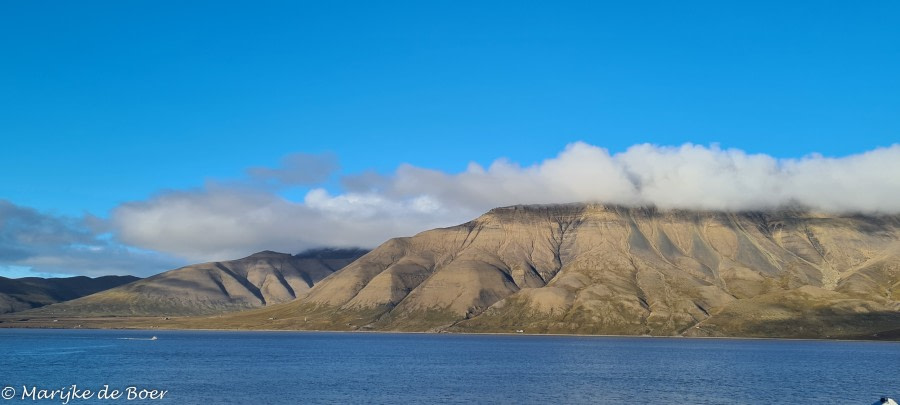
[{"left": 150, "top": 336, "right": 158, "bottom": 340}]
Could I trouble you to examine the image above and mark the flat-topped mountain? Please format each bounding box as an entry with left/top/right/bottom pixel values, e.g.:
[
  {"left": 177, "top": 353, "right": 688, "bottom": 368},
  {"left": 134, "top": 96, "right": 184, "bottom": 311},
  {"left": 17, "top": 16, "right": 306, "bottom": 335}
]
[
  {"left": 214, "top": 204, "right": 900, "bottom": 339},
  {"left": 0, "top": 275, "right": 140, "bottom": 314},
  {"left": 28, "top": 248, "right": 368, "bottom": 316}
]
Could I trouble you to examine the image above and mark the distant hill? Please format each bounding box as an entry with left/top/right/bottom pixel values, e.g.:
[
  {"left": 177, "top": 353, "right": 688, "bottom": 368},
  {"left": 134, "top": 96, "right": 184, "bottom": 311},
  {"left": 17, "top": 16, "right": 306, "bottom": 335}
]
[
  {"left": 28, "top": 248, "right": 368, "bottom": 316},
  {"left": 0, "top": 275, "right": 140, "bottom": 314},
  {"left": 208, "top": 204, "right": 900, "bottom": 339}
]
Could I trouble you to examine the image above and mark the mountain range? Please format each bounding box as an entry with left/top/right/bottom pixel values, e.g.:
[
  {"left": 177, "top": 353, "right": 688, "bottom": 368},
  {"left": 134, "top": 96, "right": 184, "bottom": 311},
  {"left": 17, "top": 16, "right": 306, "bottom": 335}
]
[
  {"left": 204, "top": 204, "right": 900, "bottom": 339},
  {"left": 6, "top": 204, "right": 900, "bottom": 339},
  {"left": 0, "top": 275, "right": 139, "bottom": 314},
  {"left": 25, "top": 248, "right": 367, "bottom": 316}
]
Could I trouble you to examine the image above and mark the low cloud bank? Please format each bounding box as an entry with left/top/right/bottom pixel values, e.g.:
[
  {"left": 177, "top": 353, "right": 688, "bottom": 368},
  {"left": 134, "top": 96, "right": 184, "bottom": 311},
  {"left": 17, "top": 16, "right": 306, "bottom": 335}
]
[
  {"left": 112, "top": 142, "right": 900, "bottom": 261},
  {"left": 0, "top": 200, "right": 180, "bottom": 277}
]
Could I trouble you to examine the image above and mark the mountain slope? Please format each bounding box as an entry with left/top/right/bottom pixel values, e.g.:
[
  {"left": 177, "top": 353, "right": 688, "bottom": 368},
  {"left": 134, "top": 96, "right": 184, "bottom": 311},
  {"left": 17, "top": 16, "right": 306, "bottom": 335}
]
[
  {"left": 28, "top": 248, "right": 368, "bottom": 316},
  {"left": 213, "top": 204, "right": 900, "bottom": 338},
  {"left": 0, "top": 275, "right": 140, "bottom": 314}
]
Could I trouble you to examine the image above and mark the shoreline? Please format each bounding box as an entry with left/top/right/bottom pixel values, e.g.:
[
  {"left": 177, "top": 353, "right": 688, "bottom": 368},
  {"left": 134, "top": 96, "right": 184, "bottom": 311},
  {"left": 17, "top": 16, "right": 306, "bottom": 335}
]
[{"left": 2, "top": 321, "right": 897, "bottom": 343}]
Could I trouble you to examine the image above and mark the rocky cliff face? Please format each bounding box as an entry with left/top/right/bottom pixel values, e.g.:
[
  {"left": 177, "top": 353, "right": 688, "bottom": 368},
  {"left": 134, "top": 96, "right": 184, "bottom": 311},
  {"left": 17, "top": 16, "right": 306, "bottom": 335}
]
[
  {"left": 222, "top": 204, "right": 900, "bottom": 338},
  {"left": 28, "top": 248, "right": 368, "bottom": 316}
]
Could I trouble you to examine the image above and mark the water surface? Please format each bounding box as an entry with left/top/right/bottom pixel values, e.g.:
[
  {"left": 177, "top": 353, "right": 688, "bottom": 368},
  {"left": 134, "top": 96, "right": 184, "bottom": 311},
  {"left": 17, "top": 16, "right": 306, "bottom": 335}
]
[{"left": 1, "top": 329, "right": 897, "bottom": 404}]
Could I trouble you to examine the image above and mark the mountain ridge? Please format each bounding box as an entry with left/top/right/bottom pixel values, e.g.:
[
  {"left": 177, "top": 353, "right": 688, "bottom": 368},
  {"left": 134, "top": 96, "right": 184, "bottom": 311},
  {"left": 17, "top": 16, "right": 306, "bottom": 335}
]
[
  {"left": 25, "top": 248, "right": 368, "bottom": 316},
  {"left": 10, "top": 204, "right": 900, "bottom": 339},
  {"left": 0, "top": 275, "right": 140, "bottom": 314},
  {"left": 205, "top": 203, "right": 900, "bottom": 338}
]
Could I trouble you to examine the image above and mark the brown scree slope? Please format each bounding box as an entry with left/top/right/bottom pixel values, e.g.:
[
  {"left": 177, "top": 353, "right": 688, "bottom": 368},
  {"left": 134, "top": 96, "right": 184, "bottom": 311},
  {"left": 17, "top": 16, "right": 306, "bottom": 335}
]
[
  {"left": 212, "top": 204, "right": 900, "bottom": 339},
  {"left": 27, "top": 248, "right": 367, "bottom": 316}
]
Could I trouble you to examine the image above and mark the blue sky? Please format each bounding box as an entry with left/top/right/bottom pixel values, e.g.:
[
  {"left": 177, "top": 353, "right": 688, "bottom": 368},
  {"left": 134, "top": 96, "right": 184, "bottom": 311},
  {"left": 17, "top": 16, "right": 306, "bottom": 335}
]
[{"left": 1, "top": 1, "right": 899, "bottom": 277}]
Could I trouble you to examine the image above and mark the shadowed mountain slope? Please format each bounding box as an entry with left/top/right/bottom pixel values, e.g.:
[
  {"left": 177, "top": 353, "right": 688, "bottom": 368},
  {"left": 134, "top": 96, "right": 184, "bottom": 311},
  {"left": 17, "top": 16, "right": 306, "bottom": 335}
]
[
  {"left": 0, "top": 275, "right": 140, "bottom": 314},
  {"left": 28, "top": 248, "right": 368, "bottom": 316},
  {"left": 212, "top": 204, "right": 900, "bottom": 338}
]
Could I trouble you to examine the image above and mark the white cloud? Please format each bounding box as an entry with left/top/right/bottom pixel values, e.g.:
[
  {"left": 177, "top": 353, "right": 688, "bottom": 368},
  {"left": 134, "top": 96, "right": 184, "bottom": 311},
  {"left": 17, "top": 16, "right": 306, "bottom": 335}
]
[
  {"left": 112, "top": 187, "right": 456, "bottom": 262},
  {"left": 110, "top": 142, "right": 900, "bottom": 262}
]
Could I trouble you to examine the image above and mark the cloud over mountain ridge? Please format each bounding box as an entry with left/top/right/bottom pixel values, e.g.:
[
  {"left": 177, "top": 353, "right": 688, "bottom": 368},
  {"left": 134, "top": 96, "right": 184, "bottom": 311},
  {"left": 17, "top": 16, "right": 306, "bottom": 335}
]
[
  {"left": 112, "top": 142, "right": 900, "bottom": 261},
  {"left": 4, "top": 142, "right": 899, "bottom": 274}
]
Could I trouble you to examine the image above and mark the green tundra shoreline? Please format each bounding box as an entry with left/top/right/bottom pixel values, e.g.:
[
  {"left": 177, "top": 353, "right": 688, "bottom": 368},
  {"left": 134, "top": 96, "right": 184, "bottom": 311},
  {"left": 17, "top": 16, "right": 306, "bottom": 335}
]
[{"left": 2, "top": 315, "right": 898, "bottom": 342}]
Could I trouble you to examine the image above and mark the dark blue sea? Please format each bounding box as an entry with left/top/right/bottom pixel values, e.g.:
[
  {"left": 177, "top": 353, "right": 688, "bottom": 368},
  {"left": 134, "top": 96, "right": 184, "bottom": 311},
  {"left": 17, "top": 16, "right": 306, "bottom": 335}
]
[{"left": 0, "top": 329, "right": 897, "bottom": 404}]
